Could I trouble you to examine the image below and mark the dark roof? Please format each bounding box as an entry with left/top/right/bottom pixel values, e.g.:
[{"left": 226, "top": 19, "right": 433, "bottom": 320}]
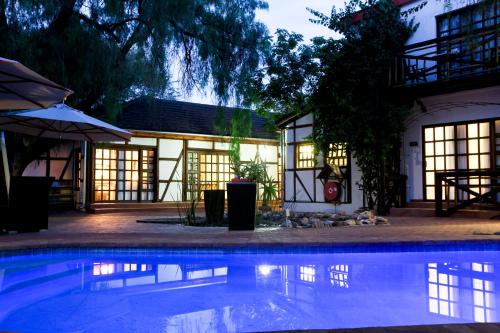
[
  {"left": 115, "top": 97, "right": 277, "bottom": 140},
  {"left": 275, "top": 111, "right": 309, "bottom": 128}
]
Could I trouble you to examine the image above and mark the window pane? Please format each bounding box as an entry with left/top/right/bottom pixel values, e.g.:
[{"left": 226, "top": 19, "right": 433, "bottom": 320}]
[
  {"left": 468, "top": 123, "right": 478, "bottom": 138},
  {"left": 479, "top": 122, "right": 490, "bottom": 137},
  {"left": 435, "top": 142, "right": 445, "bottom": 155},
  {"left": 457, "top": 125, "right": 466, "bottom": 138},
  {"left": 435, "top": 127, "right": 444, "bottom": 141},
  {"left": 425, "top": 127, "right": 434, "bottom": 141},
  {"left": 468, "top": 139, "right": 479, "bottom": 154},
  {"left": 425, "top": 142, "right": 434, "bottom": 156}
]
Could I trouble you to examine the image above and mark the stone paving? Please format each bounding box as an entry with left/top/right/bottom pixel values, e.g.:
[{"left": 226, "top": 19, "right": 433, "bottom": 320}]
[{"left": 0, "top": 210, "right": 499, "bottom": 250}]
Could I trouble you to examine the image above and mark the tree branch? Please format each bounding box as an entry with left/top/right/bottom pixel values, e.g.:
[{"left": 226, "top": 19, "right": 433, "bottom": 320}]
[
  {"left": 51, "top": 0, "right": 78, "bottom": 34},
  {"left": 74, "top": 12, "right": 121, "bottom": 43}
]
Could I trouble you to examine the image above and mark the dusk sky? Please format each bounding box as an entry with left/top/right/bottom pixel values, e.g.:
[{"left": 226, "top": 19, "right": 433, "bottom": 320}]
[{"left": 178, "top": 0, "right": 344, "bottom": 105}]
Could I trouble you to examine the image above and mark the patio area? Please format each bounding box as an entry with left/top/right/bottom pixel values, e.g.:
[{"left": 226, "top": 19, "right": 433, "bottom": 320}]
[{"left": 1, "top": 211, "right": 499, "bottom": 251}]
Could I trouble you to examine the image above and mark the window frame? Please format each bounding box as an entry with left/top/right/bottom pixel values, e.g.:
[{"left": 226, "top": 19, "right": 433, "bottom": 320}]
[{"left": 295, "top": 142, "right": 316, "bottom": 170}]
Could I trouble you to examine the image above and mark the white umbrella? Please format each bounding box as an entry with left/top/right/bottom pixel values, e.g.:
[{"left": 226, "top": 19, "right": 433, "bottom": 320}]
[
  {"left": 0, "top": 103, "right": 132, "bottom": 142},
  {"left": 0, "top": 57, "right": 73, "bottom": 110}
]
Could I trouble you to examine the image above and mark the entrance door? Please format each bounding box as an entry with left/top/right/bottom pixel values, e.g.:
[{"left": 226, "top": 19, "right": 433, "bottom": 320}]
[{"left": 423, "top": 119, "right": 498, "bottom": 200}]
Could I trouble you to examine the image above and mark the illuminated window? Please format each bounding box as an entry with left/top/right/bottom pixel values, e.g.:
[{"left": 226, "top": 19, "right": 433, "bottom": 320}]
[
  {"left": 325, "top": 143, "right": 351, "bottom": 203},
  {"left": 330, "top": 264, "right": 349, "bottom": 288},
  {"left": 327, "top": 143, "right": 348, "bottom": 167},
  {"left": 296, "top": 143, "right": 315, "bottom": 169},
  {"left": 187, "top": 151, "right": 232, "bottom": 200},
  {"left": 141, "top": 150, "right": 155, "bottom": 201},
  {"left": 423, "top": 120, "right": 497, "bottom": 201},
  {"left": 94, "top": 148, "right": 117, "bottom": 201},
  {"left": 299, "top": 265, "right": 316, "bottom": 283}
]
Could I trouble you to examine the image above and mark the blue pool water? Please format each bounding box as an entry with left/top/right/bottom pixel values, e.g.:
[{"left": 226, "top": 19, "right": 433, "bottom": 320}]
[{"left": 0, "top": 245, "right": 499, "bottom": 332}]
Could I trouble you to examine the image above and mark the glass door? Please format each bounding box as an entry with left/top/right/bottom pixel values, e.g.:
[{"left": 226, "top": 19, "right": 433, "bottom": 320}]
[
  {"left": 94, "top": 147, "right": 155, "bottom": 202},
  {"left": 423, "top": 120, "right": 496, "bottom": 200}
]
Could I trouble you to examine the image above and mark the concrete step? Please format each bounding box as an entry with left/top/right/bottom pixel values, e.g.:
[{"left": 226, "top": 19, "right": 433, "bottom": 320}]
[
  {"left": 406, "top": 201, "right": 499, "bottom": 210},
  {"left": 390, "top": 207, "right": 499, "bottom": 219}
]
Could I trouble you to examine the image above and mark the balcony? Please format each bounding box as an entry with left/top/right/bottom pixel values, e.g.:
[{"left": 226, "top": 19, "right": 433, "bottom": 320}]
[{"left": 390, "top": 26, "right": 500, "bottom": 95}]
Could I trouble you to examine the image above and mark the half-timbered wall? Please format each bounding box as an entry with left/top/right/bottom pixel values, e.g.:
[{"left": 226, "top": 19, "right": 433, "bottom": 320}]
[
  {"left": 92, "top": 132, "right": 280, "bottom": 203},
  {"left": 22, "top": 142, "right": 81, "bottom": 208},
  {"left": 282, "top": 114, "right": 364, "bottom": 213}
]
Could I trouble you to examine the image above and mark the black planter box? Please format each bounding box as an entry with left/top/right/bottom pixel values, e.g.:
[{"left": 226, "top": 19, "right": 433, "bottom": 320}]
[
  {"left": 203, "top": 189, "right": 225, "bottom": 224},
  {"left": 227, "top": 182, "right": 256, "bottom": 231},
  {"left": 9, "top": 176, "right": 54, "bottom": 233}
]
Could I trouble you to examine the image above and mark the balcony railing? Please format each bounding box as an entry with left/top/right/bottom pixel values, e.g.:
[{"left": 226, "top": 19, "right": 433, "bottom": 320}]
[
  {"left": 435, "top": 170, "right": 500, "bottom": 217},
  {"left": 390, "top": 27, "right": 500, "bottom": 87}
]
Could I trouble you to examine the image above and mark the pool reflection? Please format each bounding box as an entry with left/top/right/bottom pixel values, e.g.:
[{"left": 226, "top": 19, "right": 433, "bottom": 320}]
[{"left": 0, "top": 252, "right": 498, "bottom": 332}]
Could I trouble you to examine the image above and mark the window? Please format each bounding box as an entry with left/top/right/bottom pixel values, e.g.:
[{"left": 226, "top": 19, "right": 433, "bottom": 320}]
[
  {"left": 94, "top": 148, "right": 117, "bottom": 201},
  {"left": 326, "top": 143, "right": 351, "bottom": 203},
  {"left": 187, "top": 151, "right": 232, "bottom": 200},
  {"left": 141, "top": 150, "right": 155, "bottom": 201},
  {"left": 94, "top": 147, "right": 156, "bottom": 202},
  {"left": 423, "top": 119, "right": 498, "bottom": 200},
  {"left": 436, "top": 2, "right": 500, "bottom": 78},
  {"left": 296, "top": 143, "right": 315, "bottom": 169},
  {"left": 327, "top": 143, "right": 348, "bottom": 167}
]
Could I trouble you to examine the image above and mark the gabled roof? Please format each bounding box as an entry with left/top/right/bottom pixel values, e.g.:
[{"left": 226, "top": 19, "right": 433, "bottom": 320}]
[{"left": 115, "top": 97, "right": 277, "bottom": 140}]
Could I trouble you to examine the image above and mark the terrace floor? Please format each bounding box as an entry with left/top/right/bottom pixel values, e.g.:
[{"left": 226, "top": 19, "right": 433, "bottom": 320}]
[{"left": 0, "top": 210, "right": 499, "bottom": 251}]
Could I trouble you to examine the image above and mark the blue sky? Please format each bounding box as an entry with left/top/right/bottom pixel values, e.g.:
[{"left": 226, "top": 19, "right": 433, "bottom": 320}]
[{"left": 178, "top": 0, "right": 344, "bottom": 105}]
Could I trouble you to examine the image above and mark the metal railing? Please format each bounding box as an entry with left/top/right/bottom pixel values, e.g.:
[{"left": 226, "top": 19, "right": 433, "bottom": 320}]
[
  {"left": 390, "top": 26, "right": 500, "bottom": 87},
  {"left": 435, "top": 170, "right": 500, "bottom": 217}
]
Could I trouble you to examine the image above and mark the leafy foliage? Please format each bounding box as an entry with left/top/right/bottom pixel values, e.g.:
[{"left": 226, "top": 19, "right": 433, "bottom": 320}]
[
  {"left": 309, "top": 0, "right": 418, "bottom": 213},
  {"left": 243, "top": 29, "right": 321, "bottom": 116},
  {"left": 0, "top": 0, "right": 270, "bottom": 118},
  {"left": 250, "top": 0, "right": 420, "bottom": 214},
  {"left": 0, "top": 0, "right": 270, "bottom": 178}
]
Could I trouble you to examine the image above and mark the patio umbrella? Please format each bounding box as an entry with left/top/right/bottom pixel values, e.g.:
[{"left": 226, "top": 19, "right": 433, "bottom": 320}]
[
  {"left": 0, "top": 104, "right": 131, "bottom": 202},
  {"left": 0, "top": 103, "right": 132, "bottom": 142},
  {"left": 0, "top": 57, "right": 74, "bottom": 200},
  {"left": 0, "top": 57, "right": 73, "bottom": 110}
]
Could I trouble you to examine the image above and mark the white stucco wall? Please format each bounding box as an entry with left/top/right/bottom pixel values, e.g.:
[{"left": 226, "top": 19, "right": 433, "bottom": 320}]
[{"left": 402, "top": 86, "right": 500, "bottom": 201}]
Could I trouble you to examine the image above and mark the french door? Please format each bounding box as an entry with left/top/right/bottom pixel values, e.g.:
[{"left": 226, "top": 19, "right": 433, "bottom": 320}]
[
  {"left": 423, "top": 119, "right": 499, "bottom": 200},
  {"left": 94, "top": 147, "right": 156, "bottom": 202}
]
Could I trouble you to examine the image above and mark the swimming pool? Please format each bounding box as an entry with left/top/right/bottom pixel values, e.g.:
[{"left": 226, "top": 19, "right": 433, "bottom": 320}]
[{"left": 0, "top": 244, "right": 498, "bottom": 332}]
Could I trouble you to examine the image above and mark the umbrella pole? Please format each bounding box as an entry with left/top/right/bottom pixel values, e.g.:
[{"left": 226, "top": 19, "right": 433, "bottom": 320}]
[
  {"left": 0, "top": 131, "right": 9, "bottom": 197},
  {"left": 80, "top": 141, "right": 87, "bottom": 210}
]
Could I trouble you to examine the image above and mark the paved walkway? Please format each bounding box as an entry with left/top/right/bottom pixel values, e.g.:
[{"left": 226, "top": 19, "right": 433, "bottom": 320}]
[{"left": 0, "top": 210, "right": 499, "bottom": 250}]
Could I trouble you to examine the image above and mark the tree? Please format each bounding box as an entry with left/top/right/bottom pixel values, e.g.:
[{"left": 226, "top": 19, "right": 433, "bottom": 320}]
[
  {"left": 243, "top": 29, "right": 321, "bottom": 117},
  {"left": 250, "top": 0, "right": 420, "bottom": 214},
  {"left": 0, "top": 0, "right": 270, "bottom": 177},
  {"left": 310, "top": 0, "right": 419, "bottom": 214}
]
